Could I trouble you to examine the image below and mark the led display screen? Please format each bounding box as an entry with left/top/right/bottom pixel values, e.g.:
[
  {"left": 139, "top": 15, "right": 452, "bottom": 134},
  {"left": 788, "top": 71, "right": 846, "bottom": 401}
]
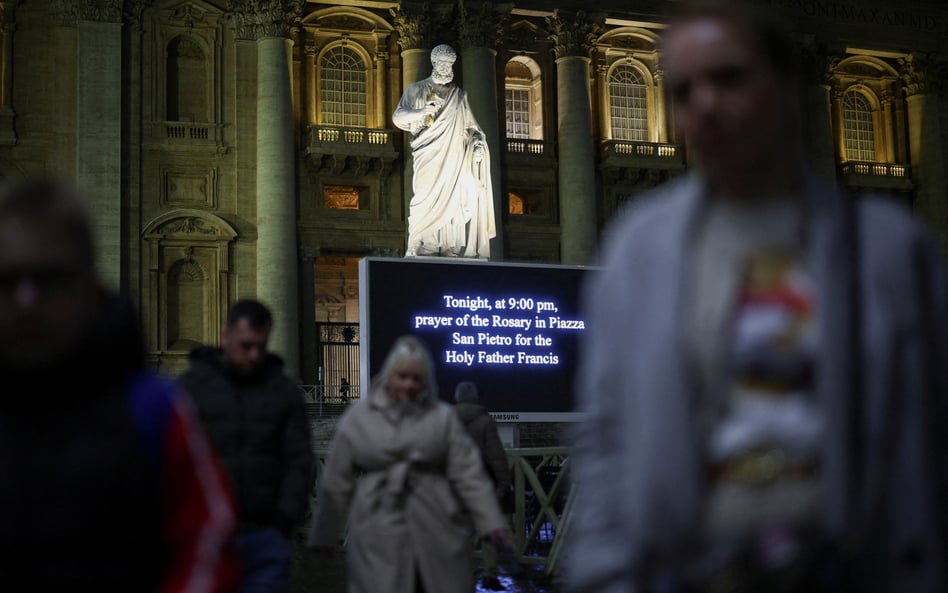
[{"left": 359, "top": 257, "right": 595, "bottom": 421}]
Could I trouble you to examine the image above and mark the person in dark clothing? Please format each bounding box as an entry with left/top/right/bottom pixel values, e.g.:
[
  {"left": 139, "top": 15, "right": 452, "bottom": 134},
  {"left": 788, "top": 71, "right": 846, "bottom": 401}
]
[
  {"left": 0, "top": 179, "right": 238, "bottom": 592},
  {"left": 181, "top": 299, "right": 314, "bottom": 593},
  {"left": 339, "top": 377, "right": 350, "bottom": 402},
  {"left": 454, "top": 381, "right": 512, "bottom": 590}
]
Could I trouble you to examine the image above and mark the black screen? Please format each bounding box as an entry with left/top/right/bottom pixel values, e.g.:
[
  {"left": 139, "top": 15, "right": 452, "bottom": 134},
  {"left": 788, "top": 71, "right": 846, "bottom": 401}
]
[{"left": 360, "top": 257, "right": 594, "bottom": 421}]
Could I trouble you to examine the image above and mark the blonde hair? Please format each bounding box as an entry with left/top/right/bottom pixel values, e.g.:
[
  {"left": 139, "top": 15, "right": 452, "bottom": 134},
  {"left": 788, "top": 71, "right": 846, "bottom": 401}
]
[{"left": 374, "top": 335, "right": 438, "bottom": 400}]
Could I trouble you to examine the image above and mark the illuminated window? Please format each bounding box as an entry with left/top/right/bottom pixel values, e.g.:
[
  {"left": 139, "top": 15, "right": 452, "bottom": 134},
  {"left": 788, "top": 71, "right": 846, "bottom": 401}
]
[
  {"left": 506, "top": 88, "right": 530, "bottom": 139},
  {"left": 167, "top": 36, "right": 206, "bottom": 122},
  {"left": 320, "top": 46, "right": 366, "bottom": 128},
  {"left": 610, "top": 65, "right": 648, "bottom": 141},
  {"left": 508, "top": 190, "right": 543, "bottom": 216},
  {"left": 323, "top": 185, "right": 363, "bottom": 210},
  {"left": 842, "top": 90, "right": 876, "bottom": 162},
  {"left": 504, "top": 57, "right": 543, "bottom": 141}
]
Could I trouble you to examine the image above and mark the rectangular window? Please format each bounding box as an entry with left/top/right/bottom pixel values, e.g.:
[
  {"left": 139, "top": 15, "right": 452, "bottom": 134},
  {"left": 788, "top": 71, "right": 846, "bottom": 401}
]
[
  {"left": 323, "top": 185, "right": 365, "bottom": 210},
  {"left": 505, "top": 88, "right": 530, "bottom": 139}
]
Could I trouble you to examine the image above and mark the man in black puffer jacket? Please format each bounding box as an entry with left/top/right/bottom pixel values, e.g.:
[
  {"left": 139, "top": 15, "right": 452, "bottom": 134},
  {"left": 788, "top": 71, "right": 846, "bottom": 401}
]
[{"left": 181, "top": 300, "right": 313, "bottom": 593}]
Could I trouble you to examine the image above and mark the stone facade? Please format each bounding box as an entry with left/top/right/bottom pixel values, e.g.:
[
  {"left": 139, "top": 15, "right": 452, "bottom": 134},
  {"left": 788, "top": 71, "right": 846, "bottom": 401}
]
[{"left": 4, "top": 0, "right": 947, "bottom": 380}]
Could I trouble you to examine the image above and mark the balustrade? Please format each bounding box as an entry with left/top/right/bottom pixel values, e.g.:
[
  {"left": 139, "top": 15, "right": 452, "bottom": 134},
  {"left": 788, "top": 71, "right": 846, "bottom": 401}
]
[
  {"left": 839, "top": 160, "right": 909, "bottom": 178},
  {"left": 307, "top": 125, "right": 394, "bottom": 149},
  {"left": 158, "top": 121, "right": 221, "bottom": 145},
  {"left": 506, "top": 138, "right": 547, "bottom": 155}
]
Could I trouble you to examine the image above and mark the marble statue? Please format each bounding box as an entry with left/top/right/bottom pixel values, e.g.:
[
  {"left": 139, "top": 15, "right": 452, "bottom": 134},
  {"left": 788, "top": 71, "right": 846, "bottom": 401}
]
[{"left": 393, "top": 44, "right": 496, "bottom": 258}]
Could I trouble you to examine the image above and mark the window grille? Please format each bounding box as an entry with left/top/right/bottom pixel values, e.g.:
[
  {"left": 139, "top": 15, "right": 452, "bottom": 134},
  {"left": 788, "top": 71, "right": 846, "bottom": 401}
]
[
  {"left": 609, "top": 65, "right": 648, "bottom": 142},
  {"left": 842, "top": 90, "right": 876, "bottom": 162},
  {"left": 320, "top": 46, "right": 366, "bottom": 128}
]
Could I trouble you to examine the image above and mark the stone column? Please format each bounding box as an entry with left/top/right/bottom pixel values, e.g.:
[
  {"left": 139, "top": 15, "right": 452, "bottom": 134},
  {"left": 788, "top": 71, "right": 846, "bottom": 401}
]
[
  {"left": 299, "top": 247, "right": 318, "bottom": 385},
  {"left": 391, "top": 6, "right": 433, "bottom": 224},
  {"left": 77, "top": 0, "right": 123, "bottom": 288},
  {"left": 546, "top": 11, "right": 603, "bottom": 265},
  {"left": 232, "top": 1, "right": 303, "bottom": 378},
  {"left": 458, "top": 1, "right": 508, "bottom": 260},
  {"left": 901, "top": 54, "right": 948, "bottom": 249}
]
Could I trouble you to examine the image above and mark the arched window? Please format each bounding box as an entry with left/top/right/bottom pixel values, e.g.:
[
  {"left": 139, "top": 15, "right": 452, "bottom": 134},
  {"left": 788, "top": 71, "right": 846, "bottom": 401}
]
[
  {"left": 504, "top": 57, "right": 543, "bottom": 141},
  {"left": 166, "top": 37, "right": 206, "bottom": 122},
  {"left": 842, "top": 90, "right": 876, "bottom": 162},
  {"left": 320, "top": 46, "right": 367, "bottom": 128},
  {"left": 609, "top": 64, "right": 648, "bottom": 141}
]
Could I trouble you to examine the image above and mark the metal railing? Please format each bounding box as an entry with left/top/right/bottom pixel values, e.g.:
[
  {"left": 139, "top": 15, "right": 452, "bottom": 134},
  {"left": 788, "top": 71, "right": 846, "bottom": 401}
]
[
  {"left": 310, "top": 446, "right": 572, "bottom": 577},
  {"left": 300, "top": 383, "right": 359, "bottom": 410}
]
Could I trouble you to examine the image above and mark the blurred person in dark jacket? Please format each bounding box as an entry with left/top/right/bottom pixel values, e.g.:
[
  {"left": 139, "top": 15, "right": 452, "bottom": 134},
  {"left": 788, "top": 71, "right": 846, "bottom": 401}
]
[
  {"left": 181, "top": 299, "right": 313, "bottom": 593},
  {"left": 565, "top": 2, "right": 948, "bottom": 593},
  {"left": 0, "top": 179, "right": 238, "bottom": 592},
  {"left": 454, "top": 380, "right": 513, "bottom": 590}
]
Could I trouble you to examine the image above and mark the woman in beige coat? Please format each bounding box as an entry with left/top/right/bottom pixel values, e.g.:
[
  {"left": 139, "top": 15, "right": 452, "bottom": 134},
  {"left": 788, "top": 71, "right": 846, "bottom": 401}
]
[{"left": 308, "top": 335, "right": 510, "bottom": 593}]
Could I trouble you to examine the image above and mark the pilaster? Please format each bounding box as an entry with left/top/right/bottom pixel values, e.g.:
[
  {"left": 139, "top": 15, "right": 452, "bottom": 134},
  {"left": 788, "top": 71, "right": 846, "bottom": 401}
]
[
  {"left": 303, "top": 43, "right": 315, "bottom": 126},
  {"left": 654, "top": 67, "right": 667, "bottom": 143},
  {"left": 0, "top": 2, "right": 17, "bottom": 146},
  {"left": 299, "top": 246, "right": 319, "bottom": 384},
  {"left": 77, "top": 0, "right": 123, "bottom": 288}
]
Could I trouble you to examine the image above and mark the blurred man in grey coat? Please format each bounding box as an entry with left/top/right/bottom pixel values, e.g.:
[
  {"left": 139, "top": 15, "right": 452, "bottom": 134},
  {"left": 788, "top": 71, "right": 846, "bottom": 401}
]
[{"left": 566, "top": 2, "right": 947, "bottom": 593}]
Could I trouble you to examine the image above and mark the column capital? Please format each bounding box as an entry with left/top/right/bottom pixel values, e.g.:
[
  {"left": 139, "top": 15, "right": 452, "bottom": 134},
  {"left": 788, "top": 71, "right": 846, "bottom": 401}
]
[
  {"left": 389, "top": 3, "right": 444, "bottom": 52},
  {"left": 0, "top": 2, "right": 16, "bottom": 28},
  {"left": 545, "top": 10, "right": 603, "bottom": 60},
  {"left": 48, "top": 0, "right": 78, "bottom": 26},
  {"left": 797, "top": 41, "right": 841, "bottom": 88},
  {"left": 78, "top": 0, "right": 122, "bottom": 23},
  {"left": 880, "top": 89, "right": 894, "bottom": 107},
  {"left": 899, "top": 53, "right": 946, "bottom": 97},
  {"left": 228, "top": 0, "right": 303, "bottom": 41},
  {"left": 123, "top": 0, "right": 155, "bottom": 31},
  {"left": 456, "top": 0, "right": 509, "bottom": 50}
]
